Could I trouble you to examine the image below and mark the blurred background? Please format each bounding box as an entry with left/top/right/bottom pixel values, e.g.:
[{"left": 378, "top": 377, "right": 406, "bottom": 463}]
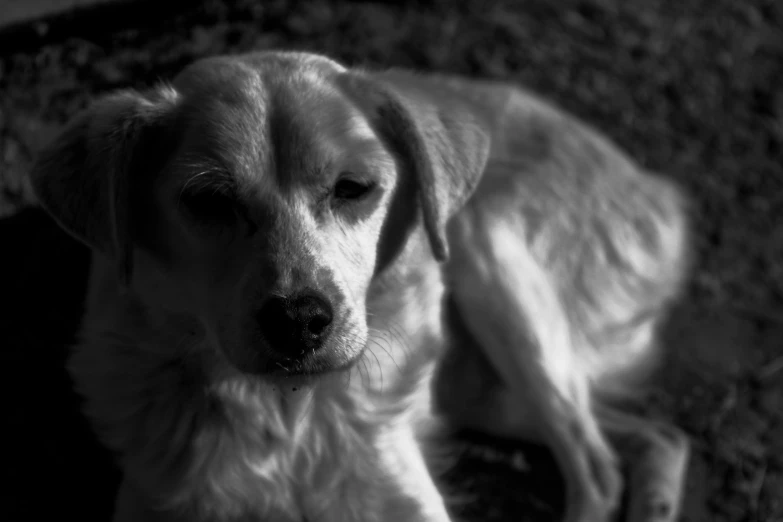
[{"left": 1, "top": 0, "right": 781, "bottom": 520}]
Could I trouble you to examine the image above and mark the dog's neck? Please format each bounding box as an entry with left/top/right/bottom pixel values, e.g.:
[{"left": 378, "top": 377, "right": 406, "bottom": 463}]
[
  {"left": 363, "top": 238, "right": 446, "bottom": 397},
  {"left": 73, "top": 240, "right": 445, "bottom": 519}
]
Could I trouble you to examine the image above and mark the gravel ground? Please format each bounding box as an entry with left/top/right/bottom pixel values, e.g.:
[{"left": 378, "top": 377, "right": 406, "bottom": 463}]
[{"left": 1, "top": 1, "right": 782, "bottom": 521}]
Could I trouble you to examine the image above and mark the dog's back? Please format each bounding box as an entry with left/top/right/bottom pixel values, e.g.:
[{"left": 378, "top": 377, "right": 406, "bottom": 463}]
[{"left": 425, "top": 74, "right": 690, "bottom": 522}]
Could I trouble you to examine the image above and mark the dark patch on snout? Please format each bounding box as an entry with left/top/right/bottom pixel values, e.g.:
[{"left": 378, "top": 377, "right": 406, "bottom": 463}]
[{"left": 314, "top": 265, "right": 345, "bottom": 310}]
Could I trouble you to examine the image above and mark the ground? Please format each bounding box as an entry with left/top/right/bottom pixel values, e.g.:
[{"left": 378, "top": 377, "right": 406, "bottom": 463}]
[{"left": 1, "top": 0, "right": 781, "bottom": 520}]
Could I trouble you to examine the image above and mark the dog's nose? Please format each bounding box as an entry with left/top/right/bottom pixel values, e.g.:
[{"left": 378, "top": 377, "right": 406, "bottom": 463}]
[{"left": 257, "top": 292, "right": 334, "bottom": 354}]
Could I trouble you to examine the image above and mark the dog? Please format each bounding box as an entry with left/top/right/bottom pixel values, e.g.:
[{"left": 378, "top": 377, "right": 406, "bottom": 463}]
[{"left": 30, "top": 50, "right": 691, "bottom": 522}]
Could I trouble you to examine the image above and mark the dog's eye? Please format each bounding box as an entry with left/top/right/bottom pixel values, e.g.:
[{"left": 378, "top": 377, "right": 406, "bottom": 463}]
[
  {"left": 333, "top": 177, "right": 373, "bottom": 201},
  {"left": 181, "top": 190, "right": 237, "bottom": 225}
]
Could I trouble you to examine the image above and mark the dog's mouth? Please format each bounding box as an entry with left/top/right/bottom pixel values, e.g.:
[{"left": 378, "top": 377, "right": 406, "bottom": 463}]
[
  {"left": 265, "top": 350, "right": 363, "bottom": 378},
  {"left": 230, "top": 330, "right": 368, "bottom": 379}
]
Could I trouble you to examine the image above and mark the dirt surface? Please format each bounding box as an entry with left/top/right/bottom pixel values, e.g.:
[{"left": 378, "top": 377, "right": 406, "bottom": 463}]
[
  {"left": 0, "top": 0, "right": 129, "bottom": 28},
  {"left": 1, "top": 1, "right": 782, "bottom": 521}
]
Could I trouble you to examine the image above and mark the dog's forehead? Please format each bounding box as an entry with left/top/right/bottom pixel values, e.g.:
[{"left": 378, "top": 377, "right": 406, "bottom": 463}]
[
  {"left": 170, "top": 55, "right": 384, "bottom": 192},
  {"left": 268, "top": 79, "right": 383, "bottom": 186},
  {"left": 172, "top": 52, "right": 345, "bottom": 105}
]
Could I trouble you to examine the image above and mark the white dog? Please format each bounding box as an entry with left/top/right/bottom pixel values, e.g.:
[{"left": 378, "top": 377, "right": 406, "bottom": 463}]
[{"left": 30, "top": 51, "right": 690, "bottom": 522}]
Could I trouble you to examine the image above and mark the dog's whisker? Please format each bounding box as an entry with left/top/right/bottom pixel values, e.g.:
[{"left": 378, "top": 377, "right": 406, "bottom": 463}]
[
  {"left": 368, "top": 327, "right": 410, "bottom": 372},
  {"left": 366, "top": 344, "right": 385, "bottom": 392},
  {"left": 366, "top": 338, "right": 401, "bottom": 378},
  {"left": 372, "top": 320, "right": 410, "bottom": 356}
]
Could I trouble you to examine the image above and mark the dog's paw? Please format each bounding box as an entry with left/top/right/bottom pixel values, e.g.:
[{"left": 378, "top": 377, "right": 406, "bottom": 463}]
[
  {"left": 627, "top": 487, "right": 678, "bottom": 522},
  {"left": 624, "top": 425, "right": 689, "bottom": 522},
  {"left": 563, "top": 440, "right": 623, "bottom": 522},
  {"left": 563, "top": 487, "right": 618, "bottom": 522}
]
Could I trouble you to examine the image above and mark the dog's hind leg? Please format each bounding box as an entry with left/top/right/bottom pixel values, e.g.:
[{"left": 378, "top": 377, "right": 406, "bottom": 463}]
[
  {"left": 441, "top": 213, "right": 622, "bottom": 522},
  {"left": 596, "top": 404, "right": 690, "bottom": 522}
]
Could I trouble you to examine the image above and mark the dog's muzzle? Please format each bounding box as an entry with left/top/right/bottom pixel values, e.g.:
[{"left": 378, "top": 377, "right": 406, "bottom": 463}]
[{"left": 257, "top": 291, "right": 334, "bottom": 357}]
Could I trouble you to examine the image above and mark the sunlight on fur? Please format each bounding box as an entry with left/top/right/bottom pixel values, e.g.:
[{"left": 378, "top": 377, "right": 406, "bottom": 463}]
[{"left": 31, "top": 50, "right": 691, "bottom": 522}]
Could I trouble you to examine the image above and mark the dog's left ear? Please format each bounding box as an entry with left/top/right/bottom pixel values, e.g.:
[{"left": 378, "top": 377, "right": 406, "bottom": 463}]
[{"left": 338, "top": 71, "right": 491, "bottom": 261}]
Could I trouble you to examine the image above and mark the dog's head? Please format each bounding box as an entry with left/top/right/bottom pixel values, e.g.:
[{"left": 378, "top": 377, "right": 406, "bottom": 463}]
[{"left": 30, "top": 51, "right": 490, "bottom": 376}]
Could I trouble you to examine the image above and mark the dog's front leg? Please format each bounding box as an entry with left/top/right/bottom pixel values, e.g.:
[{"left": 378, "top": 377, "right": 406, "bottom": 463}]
[
  {"left": 444, "top": 214, "right": 623, "bottom": 522},
  {"left": 374, "top": 426, "right": 452, "bottom": 522}
]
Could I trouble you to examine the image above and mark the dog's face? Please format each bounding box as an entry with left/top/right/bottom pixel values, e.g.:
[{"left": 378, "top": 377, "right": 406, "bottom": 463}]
[
  {"left": 141, "top": 56, "right": 399, "bottom": 374},
  {"left": 31, "top": 51, "right": 490, "bottom": 377}
]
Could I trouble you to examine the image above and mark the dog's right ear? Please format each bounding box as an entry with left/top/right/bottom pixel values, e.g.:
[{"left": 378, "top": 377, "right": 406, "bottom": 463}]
[
  {"left": 337, "top": 70, "right": 490, "bottom": 264},
  {"left": 29, "top": 87, "right": 177, "bottom": 286}
]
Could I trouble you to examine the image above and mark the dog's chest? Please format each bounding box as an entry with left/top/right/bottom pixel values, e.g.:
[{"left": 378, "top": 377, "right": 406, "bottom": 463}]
[{"left": 179, "top": 378, "right": 397, "bottom": 522}]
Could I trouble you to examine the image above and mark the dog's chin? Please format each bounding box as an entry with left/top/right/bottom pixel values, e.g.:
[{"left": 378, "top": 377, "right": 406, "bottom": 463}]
[
  {"left": 230, "top": 344, "right": 366, "bottom": 380},
  {"left": 269, "top": 354, "right": 360, "bottom": 378}
]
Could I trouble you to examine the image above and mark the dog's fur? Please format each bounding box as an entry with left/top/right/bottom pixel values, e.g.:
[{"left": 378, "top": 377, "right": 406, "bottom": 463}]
[{"left": 30, "top": 51, "right": 691, "bottom": 522}]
